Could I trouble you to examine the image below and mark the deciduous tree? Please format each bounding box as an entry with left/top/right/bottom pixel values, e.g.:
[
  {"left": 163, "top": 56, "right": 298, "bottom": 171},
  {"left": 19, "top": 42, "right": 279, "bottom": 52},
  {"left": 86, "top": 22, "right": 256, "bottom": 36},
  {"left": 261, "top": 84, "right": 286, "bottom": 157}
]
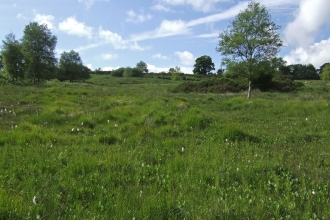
[
  {"left": 1, "top": 33, "right": 25, "bottom": 82},
  {"left": 217, "top": 2, "right": 282, "bottom": 98},
  {"left": 320, "top": 64, "right": 330, "bottom": 81},
  {"left": 59, "top": 50, "right": 89, "bottom": 82},
  {"left": 136, "top": 60, "right": 148, "bottom": 74},
  {"left": 193, "top": 55, "right": 215, "bottom": 75},
  {"left": 21, "top": 22, "right": 57, "bottom": 85}
]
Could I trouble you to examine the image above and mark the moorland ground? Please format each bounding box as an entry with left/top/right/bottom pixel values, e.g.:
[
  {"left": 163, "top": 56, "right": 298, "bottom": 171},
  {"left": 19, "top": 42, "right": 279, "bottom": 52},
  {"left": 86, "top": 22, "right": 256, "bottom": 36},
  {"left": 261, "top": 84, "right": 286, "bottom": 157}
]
[{"left": 1, "top": 75, "right": 330, "bottom": 219}]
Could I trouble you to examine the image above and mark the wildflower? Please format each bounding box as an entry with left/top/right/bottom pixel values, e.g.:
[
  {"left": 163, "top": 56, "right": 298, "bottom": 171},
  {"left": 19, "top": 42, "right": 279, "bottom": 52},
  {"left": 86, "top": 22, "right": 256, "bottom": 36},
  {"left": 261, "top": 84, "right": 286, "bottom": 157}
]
[
  {"left": 139, "top": 190, "right": 143, "bottom": 197},
  {"left": 81, "top": 122, "right": 84, "bottom": 126},
  {"left": 312, "top": 190, "right": 316, "bottom": 195},
  {"left": 15, "top": 125, "right": 17, "bottom": 129},
  {"left": 77, "top": 128, "right": 79, "bottom": 131},
  {"left": 107, "top": 120, "right": 110, "bottom": 123},
  {"left": 306, "top": 118, "right": 308, "bottom": 121},
  {"left": 142, "top": 163, "right": 144, "bottom": 167},
  {"left": 115, "top": 124, "right": 118, "bottom": 127},
  {"left": 32, "top": 196, "right": 37, "bottom": 205},
  {"left": 182, "top": 147, "right": 185, "bottom": 153},
  {"left": 225, "top": 139, "right": 228, "bottom": 142},
  {"left": 71, "top": 128, "right": 74, "bottom": 132}
]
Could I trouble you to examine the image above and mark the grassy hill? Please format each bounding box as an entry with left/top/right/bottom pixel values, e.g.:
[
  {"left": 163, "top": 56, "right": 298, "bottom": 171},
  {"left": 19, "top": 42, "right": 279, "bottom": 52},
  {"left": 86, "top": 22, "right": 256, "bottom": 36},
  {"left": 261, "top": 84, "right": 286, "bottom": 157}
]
[{"left": 1, "top": 75, "right": 330, "bottom": 219}]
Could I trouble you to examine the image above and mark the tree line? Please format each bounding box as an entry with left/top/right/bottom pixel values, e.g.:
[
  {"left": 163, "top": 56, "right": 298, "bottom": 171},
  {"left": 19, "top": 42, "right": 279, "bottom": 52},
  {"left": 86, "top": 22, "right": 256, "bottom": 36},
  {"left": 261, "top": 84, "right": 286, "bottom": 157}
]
[{"left": 0, "top": 22, "right": 91, "bottom": 85}]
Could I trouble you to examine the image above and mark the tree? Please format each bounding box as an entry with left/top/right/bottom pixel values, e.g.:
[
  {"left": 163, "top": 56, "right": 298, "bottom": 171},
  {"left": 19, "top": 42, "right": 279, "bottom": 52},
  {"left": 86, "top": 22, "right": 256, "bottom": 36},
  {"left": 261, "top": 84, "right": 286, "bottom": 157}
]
[
  {"left": 320, "top": 64, "right": 330, "bottom": 81},
  {"left": 1, "top": 33, "right": 25, "bottom": 82},
  {"left": 59, "top": 50, "right": 88, "bottom": 82},
  {"left": 21, "top": 22, "right": 57, "bottom": 85},
  {"left": 217, "top": 2, "right": 282, "bottom": 98},
  {"left": 193, "top": 55, "right": 215, "bottom": 75},
  {"left": 136, "top": 60, "right": 148, "bottom": 74},
  {"left": 168, "top": 66, "right": 181, "bottom": 74},
  {"left": 0, "top": 53, "right": 4, "bottom": 70}
]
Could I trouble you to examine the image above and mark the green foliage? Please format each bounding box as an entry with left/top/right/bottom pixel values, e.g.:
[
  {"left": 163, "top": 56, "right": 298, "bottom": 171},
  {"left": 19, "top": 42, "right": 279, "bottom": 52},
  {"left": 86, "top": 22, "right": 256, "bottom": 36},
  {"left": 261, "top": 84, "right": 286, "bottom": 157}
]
[
  {"left": 222, "top": 125, "right": 259, "bottom": 142},
  {"left": 136, "top": 60, "right": 148, "bottom": 74},
  {"left": 21, "top": 22, "right": 57, "bottom": 85},
  {"left": 281, "top": 64, "right": 320, "bottom": 80},
  {"left": 193, "top": 55, "right": 215, "bottom": 75},
  {"left": 172, "top": 77, "right": 244, "bottom": 93},
  {"left": 320, "top": 64, "right": 330, "bottom": 81},
  {"left": 217, "top": 2, "right": 282, "bottom": 98},
  {"left": 1, "top": 33, "right": 25, "bottom": 82},
  {"left": 58, "top": 50, "right": 90, "bottom": 82},
  {"left": 271, "top": 75, "right": 296, "bottom": 92},
  {"left": 111, "top": 67, "right": 124, "bottom": 77},
  {"left": 123, "top": 67, "right": 143, "bottom": 77},
  {"left": 2, "top": 75, "right": 330, "bottom": 219}
]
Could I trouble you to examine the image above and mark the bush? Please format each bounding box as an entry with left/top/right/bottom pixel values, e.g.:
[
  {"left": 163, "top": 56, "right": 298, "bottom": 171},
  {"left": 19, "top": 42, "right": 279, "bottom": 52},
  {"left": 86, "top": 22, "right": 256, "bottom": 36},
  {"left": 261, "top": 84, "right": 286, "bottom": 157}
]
[
  {"left": 111, "top": 68, "right": 124, "bottom": 77},
  {"left": 172, "top": 77, "right": 244, "bottom": 93},
  {"left": 271, "top": 75, "right": 296, "bottom": 92}
]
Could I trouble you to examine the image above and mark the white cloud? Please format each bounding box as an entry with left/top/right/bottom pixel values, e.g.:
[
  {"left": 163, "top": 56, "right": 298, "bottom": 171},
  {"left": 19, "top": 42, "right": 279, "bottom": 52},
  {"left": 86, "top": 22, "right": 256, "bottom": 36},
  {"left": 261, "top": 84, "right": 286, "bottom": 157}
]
[
  {"left": 34, "top": 14, "right": 55, "bottom": 30},
  {"left": 74, "top": 43, "right": 100, "bottom": 52},
  {"left": 187, "top": 1, "right": 248, "bottom": 27},
  {"left": 160, "top": 0, "right": 229, "bottom": 13},
  {"left": 284, "top": 0, "right": 330, "bottom": 47},
  {"left": 102, "top": 66, "right": 120, "bottom": 71},
  {"left": 131, "top": 19, "right": 190, "bottom": 41},
  {"left": 98, "top": 26, "right": 145, "bottom": 50},
  {"left": 151, "top": 4, "right": 173, "bottom": 12},
  {"left": 78, "top": 0, "right": 95, "bottom": 8},
  {"left": 86, "top": 64, "right": 92, "bottom": 69},
  {"left": 147, "top": 64, "right": 170, "bottom": 73},
  {"left": 16, "top": 13, "right": 22, "bottom": 18},
  {"left": 101, "top": 53, "right": 118, "bottom": 60},
  {"left": 126, "top": 10, "right": 152, "bottom": 23},
  {"left": 195, "top": 32, "right": 219, "bottom": 38},
  {"left": 284, "top": 38, "right": 330, "bottom": 68},
  {"left": 152, "top": 53, "right": 170, "bottom": 60},
  {"left": 59, "top": 17, "right": 93, "bottom": 39},
  {"left": 175, "top": 51, "right": 195, "bottom": 66}
]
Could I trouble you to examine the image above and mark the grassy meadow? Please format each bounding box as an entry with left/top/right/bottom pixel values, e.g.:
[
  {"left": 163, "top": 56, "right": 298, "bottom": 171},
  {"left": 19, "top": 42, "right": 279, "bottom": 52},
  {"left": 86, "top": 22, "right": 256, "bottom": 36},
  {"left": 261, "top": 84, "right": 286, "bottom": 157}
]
[{"left": 1, "top": 75, "right": 330, "bottom": 219}]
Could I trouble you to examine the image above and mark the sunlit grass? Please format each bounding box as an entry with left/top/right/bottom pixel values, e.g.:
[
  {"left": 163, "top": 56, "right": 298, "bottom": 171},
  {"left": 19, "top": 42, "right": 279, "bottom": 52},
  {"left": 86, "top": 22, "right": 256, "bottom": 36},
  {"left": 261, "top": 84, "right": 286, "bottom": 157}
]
[{"left": 1, "top": 76, "right": 330, "bottom": 219}]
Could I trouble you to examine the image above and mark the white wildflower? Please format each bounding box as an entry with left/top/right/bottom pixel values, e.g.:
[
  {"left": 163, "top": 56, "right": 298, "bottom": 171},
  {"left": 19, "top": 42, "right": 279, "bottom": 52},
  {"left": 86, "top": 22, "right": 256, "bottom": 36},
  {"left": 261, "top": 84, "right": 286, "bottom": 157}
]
[
  {"left": 142, "top": 163, "right": 144, "bottom": 167},
  {"left": 115, "top": 124, "right": 118, "bottom": 127},
  {"left": 107, "top": 120, "right": 110, "bottom": 123},
  {"left": 77, "top": 128, "right": 79, "bottom": 131},
  {"left": 312, "top": 190, "right": 316, "bottom": 195},
  {"left": 32, "top": 196, "right": 37, "bottom": 205},
  {"left": 306, "top": 118, "right": 308, "bottom": 121},
  {"left": 182, "top": 147, "right": 184, "bottom": 153},
  {"left": 81, "top": 122, "right": 83, "bottom": 126},
  {"left": 72, "top": 128, "right": 74, "bottom": 132}
]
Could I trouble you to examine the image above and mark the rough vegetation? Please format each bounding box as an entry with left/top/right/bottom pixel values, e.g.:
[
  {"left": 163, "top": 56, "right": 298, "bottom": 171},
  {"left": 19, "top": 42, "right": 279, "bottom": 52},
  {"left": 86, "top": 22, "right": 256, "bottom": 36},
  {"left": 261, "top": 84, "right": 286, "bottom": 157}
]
[{"left": 1, "top": 75, "right": 330, "bottom": 219}]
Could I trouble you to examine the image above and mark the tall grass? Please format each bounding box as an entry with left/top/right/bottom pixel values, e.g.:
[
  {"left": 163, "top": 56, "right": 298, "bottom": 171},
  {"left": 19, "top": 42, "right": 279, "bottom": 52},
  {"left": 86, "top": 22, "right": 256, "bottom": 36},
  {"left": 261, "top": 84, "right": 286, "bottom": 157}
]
[{"left": 1, "top": 76, "right": 330, "bottom": 219}]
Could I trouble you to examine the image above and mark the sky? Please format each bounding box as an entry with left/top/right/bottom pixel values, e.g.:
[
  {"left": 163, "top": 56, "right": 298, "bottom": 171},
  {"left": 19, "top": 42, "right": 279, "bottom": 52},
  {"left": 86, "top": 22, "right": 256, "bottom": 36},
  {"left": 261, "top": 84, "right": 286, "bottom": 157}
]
[{"left": 1, "top": 0, "right": 330, "bottom": 73}]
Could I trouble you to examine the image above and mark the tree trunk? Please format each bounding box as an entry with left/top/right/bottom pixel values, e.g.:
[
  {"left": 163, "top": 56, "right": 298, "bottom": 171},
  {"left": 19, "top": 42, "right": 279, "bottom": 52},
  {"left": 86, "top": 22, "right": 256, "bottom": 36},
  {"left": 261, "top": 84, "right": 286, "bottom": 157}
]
[{"left": 247, "top": 80, "right": 252, "bottom": 99}]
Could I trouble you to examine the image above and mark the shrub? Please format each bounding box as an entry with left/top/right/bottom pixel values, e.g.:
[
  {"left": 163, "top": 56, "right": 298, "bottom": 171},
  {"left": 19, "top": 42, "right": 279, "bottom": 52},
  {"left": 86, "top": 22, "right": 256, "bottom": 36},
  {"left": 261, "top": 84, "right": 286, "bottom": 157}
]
[
  {"left": 271, "top": 75, "right": 296, "bottom": 92},
  {"left": 111, "top": 67, "right": 124, "bottom": 77}
]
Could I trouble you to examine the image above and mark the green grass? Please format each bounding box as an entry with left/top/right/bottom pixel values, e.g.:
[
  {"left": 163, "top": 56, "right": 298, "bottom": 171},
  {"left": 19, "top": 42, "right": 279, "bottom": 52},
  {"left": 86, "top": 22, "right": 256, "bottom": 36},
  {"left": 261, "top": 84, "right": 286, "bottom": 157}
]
[{"left": 1, "top": 75, "right": 330, "bottom": 219}]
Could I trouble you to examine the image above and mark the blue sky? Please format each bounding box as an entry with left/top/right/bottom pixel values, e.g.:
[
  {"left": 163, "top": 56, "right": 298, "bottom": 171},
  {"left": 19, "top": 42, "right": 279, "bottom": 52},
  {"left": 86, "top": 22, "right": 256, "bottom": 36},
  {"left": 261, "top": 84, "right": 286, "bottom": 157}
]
[{"left": 1, "top": 0, "right": 330, "bottom": 73}]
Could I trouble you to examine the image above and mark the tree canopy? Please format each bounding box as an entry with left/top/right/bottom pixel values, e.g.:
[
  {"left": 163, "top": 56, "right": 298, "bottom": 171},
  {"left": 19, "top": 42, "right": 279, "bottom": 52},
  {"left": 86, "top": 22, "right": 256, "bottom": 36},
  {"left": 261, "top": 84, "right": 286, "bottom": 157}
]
[
  {"left": 21, "top": 22, "right": 57, "bottom": 85},
  {"left": 217, "top": 2, "right": 282, "bottom": 98},
  {"left": 136, "top": 61, "right": 148, "bottom": 74},
  {"left": 193, "top": 55, "right": 215, "bottom": 75},
  {"left": 1, "top": 33, "right": 25, "bottom": 81},
  {"left": 320, "top": 64, "right": 330, "bottom": 81},
  {"left": 58, "top": 50, "right": 90, "bottom": 82}
]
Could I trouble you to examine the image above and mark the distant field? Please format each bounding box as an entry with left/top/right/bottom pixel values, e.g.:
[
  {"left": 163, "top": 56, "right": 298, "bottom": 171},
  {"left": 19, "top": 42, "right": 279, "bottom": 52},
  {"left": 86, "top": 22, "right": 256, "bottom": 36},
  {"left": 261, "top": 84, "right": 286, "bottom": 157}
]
[{"left": 1, "top": 75, "right": 330, "bottom": 219}]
